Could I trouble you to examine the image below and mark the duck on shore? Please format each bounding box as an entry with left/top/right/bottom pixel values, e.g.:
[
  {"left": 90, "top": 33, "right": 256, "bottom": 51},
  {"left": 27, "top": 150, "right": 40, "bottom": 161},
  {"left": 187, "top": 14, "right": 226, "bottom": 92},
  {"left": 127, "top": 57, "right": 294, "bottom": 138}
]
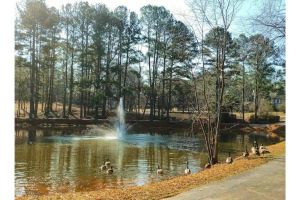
[
  {"left": 251, "top": 141, "right": 260, "bottom": 155},
  {"left": 259, "top": 143, "right": 266, "bottom": 150},
  {"left": 226, "top": 152, "right": 233, "bottom": 164},
  {"left": 184, "top": 161, "right": 191, "bottom": 174},
  {"left": 259, "top": 144, "right": 270, "bottom": 155},
  {"left": 242, "top": 145, "right": 249, "bottom": 158},
  {"left": 204, "top": 158, "right": 211, "bottom": 169}
]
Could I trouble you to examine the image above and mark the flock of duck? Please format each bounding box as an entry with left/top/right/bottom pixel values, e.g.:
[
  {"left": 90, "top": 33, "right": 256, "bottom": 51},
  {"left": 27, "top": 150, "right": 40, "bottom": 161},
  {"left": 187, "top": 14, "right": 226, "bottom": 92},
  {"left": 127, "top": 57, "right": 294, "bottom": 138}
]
[
  {"left": 157, "top": 161, "right": 192, "bottom": 175},
  {"left": 99, "top": 159, "right": 191, "bottom": 175},
  {"left": 100, "top": 159, "right": 114, "bottom": 174},
  {"left": 99, "top": 140, "right": 270, "bottom": 176},
  {"left": 225, "top": 141, "right": 270, "bottom": 165}
]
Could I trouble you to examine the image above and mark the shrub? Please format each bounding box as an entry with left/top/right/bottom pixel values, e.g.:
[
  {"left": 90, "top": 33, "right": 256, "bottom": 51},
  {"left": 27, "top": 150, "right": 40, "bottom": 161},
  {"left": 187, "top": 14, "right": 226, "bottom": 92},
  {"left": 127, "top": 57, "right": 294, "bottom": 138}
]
[
  {"left": 249, "top": 114, "right": 280, "bottom": 124},
  {"left": 258, "top": 98, "right": 274, "bottom": 115},
  {"left": 278, "top": 104, "right": 285, "bottom": 113},
  {"left": 221, "top": 112, "right": 237, "bottom": 123}
]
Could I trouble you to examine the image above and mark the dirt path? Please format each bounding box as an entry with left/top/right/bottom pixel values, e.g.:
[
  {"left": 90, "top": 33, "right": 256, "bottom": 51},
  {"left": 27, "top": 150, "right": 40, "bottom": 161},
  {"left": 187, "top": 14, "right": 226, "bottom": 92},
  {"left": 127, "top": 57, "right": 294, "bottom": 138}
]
[{"left": 165, "top": 156, "right": 285, "bottom": 200}]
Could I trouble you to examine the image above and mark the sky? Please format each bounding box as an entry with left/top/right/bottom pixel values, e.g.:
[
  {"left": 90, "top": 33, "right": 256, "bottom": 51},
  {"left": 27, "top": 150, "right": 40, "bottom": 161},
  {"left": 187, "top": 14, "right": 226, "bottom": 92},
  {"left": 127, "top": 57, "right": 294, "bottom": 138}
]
[
  {"left": 46, "top": 0, "right": 190, "bottom": 16},
  {"left": 44, "top": 0, "right": 258, "bottom": 37}
]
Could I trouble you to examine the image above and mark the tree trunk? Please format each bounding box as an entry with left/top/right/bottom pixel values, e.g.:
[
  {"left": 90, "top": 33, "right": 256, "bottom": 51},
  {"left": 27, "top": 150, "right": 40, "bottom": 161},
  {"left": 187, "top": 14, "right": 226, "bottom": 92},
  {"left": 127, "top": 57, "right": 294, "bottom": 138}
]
[
  {"left": 29, "top": 27, "right": 36, "bottom": 119},
  {"left": 254, "top": 58, "right": 259, "bottom": 122},
  {"left": 63, "top": 22, "right": 69, "bottom": 118},
  {"left": 34, "top": 30, "right": 40, "bottom": 119},
  {"left": 68, "top": 45, "right": 74, "bottom": 115},
  {"left": 17, "top": 99, "right": 20, "bottom": 117},
  {"left": 212, "top": 32, "right": 227, "bottom": 164},
  {"left": 137, "top": 62, "right": 142, "bottom": 120},
  {"left": 84, "top": 24, "right": 89, "bottom": 118},
  {"left": 254, "top": 78, "right": 258, "bottom": 122},
  {"left": 48, "top": 44, "right": 55, "bottom": 113},
  {"left": 118, "top": 31, "right": 123, "bottom": 99},
  {"left": 162, "top": 41, "right": 167, "bottom": 118},
  {"left": 80, "top": 26, "right": 84, "bottom": 119},
  {"left": 94, "top": 54, "right": 101, "bottom": 119},
  {"left": 242, "top": 60, "right": 245, "bottom": 123},
  {"left": 123, "top": 45, "right": 129, "bottom": 110},
  {"left": 167, "top": 60, "right": 173, "bottom": 119},
  {"left": 153, "top": 41, "right": 159, "bottom": 118},
  {"left": 147, "top": 29, "right": 153, "bottom": 120},
  {"left": 102, "top": 28, "right": 112, "bottom": 118},
  {"left": 142, "top": 96, "right": 149, "bottom": 119}
]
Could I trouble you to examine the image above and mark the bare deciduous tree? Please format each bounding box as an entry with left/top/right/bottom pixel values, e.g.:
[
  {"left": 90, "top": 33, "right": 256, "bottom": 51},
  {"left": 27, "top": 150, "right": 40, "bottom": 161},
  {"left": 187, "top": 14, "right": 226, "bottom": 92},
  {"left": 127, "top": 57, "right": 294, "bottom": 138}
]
[
  {"left": 186, "top": 0, "right": 243, "bottom": 164},
  {"left": 250, "top": 0, "right": 285, "bottom": 41}
]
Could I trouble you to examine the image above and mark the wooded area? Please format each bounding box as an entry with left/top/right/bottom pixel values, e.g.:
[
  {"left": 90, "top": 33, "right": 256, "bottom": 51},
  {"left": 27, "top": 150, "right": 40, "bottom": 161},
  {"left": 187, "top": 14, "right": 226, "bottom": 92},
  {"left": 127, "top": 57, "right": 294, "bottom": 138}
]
[{"left": 15, "top": 0, "right": 285, "bottom": 164}]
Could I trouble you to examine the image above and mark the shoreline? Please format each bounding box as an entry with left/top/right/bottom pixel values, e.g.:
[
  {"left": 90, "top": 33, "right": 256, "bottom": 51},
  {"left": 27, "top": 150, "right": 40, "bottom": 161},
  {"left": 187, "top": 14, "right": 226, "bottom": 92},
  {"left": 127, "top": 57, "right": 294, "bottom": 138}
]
[
  {"left": 15, "top": 119, "right": 285, "bottom": 142},
  {"left": 16, "top": 141, "right": 285, "bottom": 200}
]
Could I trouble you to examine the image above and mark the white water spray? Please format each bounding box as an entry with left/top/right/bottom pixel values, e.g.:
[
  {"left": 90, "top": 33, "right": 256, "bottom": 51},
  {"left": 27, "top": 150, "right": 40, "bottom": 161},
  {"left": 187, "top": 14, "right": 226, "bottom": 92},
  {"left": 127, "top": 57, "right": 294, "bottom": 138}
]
[{"left": 115, "top": 97, "right": 126, "bottom": 138}]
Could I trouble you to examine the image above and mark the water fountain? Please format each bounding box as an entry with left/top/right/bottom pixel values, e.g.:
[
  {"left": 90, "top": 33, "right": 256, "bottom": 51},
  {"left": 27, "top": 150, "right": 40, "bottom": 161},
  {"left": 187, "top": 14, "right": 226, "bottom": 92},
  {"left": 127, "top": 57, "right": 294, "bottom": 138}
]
[
  {"left": 70, "top": 97, "right": 126, "bottom": 140},
  {"left": 15, "top": 97, "right": 280, "bottom": 197},
  {"left": 115, "top": 97, "right": 126, "bottom": 139}
]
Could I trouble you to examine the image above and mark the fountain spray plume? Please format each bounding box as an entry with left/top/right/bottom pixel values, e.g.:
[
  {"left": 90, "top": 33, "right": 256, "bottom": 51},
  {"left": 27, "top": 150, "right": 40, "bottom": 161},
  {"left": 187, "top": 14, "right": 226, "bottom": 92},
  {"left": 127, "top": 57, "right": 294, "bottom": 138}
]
[{"left": 115, "top": 97, "right": 126, "bottom": 139}]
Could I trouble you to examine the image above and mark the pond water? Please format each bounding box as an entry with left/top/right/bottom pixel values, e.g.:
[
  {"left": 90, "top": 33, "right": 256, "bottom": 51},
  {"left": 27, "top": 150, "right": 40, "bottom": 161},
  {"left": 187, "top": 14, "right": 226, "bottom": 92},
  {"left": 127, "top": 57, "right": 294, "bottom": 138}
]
[{"left": 15, "top": 127, "right": 279, "bottom": 197}]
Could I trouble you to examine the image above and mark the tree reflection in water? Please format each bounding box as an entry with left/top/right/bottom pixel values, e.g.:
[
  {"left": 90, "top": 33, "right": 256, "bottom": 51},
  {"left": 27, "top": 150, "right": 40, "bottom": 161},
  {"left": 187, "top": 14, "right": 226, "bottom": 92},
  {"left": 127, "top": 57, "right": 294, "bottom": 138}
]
[{"left": 15, "top": 128, "right": 279, "bottom": 197}]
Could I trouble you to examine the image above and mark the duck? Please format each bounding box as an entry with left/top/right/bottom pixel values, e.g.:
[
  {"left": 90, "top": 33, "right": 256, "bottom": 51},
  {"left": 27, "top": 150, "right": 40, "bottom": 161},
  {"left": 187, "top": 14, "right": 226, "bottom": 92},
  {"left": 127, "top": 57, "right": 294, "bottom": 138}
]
[
  {"left": 105, "top": 159, "right": 111, "bottom": 167},
  {"left": 242, "top": 145, "right": 249, "bottom": 157},
  {"left": 259, "top": 144, "right": 266, "bottom": 151},
  {"left": 251, "top": 141, "right": 260, "bottom": 155},
  {"left": 251, "top": 146, "right": 258, "bottom": 155},
  {"left": 204, "top": 158, "right": 211, "bottom": 169},
  {"left": 157, "top": 165, "right": 163, "bottom": 175},
  {"left": 106, "top": 166, "right": 113, "bottom": 174},
  {"left": 259, "top": 144, "right": 270, "bottom": 155},
  {"left": 204, "top": 162, "right": 211, "bottom": 169},
  {"left": 184, "top": 161, "right": 191, "bottom": 174},
  {"left": 100, "top": 162, "right": 107, "bottom": 170},
  {"left": 226, "top": 152, "right": 233, "bottom": 164}
]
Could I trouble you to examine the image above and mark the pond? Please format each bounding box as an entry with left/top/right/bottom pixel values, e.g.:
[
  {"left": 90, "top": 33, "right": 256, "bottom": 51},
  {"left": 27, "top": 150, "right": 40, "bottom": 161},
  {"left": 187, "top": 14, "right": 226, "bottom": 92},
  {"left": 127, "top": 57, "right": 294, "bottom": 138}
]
[{"left": 15, "top": 127, "right": 279, "bottom": 197}]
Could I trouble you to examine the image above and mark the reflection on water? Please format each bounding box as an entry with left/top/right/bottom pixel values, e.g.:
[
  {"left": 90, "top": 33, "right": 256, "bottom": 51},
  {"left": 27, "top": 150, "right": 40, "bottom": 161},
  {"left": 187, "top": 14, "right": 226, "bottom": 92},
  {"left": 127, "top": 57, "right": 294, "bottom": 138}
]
[{"left": 15, "top": 128, "right": 279, "bottom": 197}]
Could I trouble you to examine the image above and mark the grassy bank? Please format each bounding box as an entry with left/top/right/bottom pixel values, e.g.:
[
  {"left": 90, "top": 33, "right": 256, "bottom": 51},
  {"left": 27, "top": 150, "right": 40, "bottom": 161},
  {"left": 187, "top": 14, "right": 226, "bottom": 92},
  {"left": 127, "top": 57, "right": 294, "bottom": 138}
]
[{"left": 17, "top": 141, "right": 285, "bottom": 200}]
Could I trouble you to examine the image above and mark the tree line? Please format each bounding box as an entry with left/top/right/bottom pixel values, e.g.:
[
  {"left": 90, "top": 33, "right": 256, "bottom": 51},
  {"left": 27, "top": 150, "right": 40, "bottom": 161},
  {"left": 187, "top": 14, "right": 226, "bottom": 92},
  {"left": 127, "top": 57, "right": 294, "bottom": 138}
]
[
  {"left": 15, "top": 0, "right": 285, "bottom": 164},
  {"left": 15, "top": 0, "right": 197, "bottom": 120},
  {"left": 15, "top": 0, "right": 285, "bottom": 123}
]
